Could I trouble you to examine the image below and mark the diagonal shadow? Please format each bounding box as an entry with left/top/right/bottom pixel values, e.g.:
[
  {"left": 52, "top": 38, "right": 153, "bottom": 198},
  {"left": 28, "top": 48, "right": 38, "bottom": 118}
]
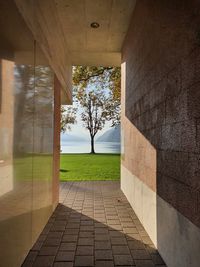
[{"left": 21, "top": 199, "right": 167, "bottom": 267}]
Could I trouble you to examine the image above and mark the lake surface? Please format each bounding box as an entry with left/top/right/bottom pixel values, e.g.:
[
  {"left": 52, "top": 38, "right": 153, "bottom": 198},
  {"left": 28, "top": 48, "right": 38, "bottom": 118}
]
[{"left": 61, "top": 141, "right": 120, "bottom": 154}]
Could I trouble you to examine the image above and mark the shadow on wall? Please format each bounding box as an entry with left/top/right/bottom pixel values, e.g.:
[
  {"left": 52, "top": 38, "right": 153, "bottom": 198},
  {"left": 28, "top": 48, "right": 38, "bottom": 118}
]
[
  {"left": 122, "top": 102, "right": 200, "bottom": 267},
  {"left": 121, "top": 3, "right": 200, "bottom": 263}
]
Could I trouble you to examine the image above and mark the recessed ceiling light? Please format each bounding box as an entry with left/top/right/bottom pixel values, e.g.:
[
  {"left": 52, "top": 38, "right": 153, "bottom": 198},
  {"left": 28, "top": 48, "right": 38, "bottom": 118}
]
[{"left": 90, "top": 22, "right": 100, "bottom": 28}]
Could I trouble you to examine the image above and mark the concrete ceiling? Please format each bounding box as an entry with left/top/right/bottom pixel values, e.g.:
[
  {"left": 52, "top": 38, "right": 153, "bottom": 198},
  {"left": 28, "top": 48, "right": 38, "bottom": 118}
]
[
  {"left": 14, "top": 0, "right": 136, "bottom": 103},
  {"left": 54, "top": 0, "right": 136, "bottom": 65},
  {"left": 16, "top": 0, "right": 136, "bottom": 67}
]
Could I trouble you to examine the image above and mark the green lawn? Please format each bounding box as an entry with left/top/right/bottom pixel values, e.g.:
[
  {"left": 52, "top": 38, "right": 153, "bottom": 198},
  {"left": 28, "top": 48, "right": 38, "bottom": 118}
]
[
  {"left": 60, "top": 153, "right": 120, "bottom": 181},
  {"left": 14, "top": 154, "right": 53, "bottom": 181}
]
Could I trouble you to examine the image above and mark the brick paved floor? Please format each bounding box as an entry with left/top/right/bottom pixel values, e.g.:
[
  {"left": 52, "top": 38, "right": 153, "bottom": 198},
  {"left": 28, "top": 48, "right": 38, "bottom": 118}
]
[{"left": 22, "top": 181, "right": 167, "bottom": 267}]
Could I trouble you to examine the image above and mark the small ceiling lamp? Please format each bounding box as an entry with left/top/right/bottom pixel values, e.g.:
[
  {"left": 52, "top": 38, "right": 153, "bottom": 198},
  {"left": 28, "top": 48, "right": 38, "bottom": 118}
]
[{"left": 90, "top": 22, "right": 100, "bottom": 29}]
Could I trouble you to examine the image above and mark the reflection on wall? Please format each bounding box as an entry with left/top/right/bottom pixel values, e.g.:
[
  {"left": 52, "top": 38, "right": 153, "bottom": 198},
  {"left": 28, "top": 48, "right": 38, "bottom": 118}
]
[
  {"left": 0, "top": 44, "right": 55, "bottom": 267},
  {"left": 0, "top": 1, "right": 57, "bottom": 266},
  {"left": 13, "top": 65, "right": 53, "bottom": 154},
  {"left": 0, "top": 60, "right": 14, "bottom": 197}
]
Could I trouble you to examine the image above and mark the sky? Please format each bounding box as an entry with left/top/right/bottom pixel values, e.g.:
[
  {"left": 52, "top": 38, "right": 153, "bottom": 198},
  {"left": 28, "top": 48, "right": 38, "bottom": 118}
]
[
  {"left": 61, "top": 86, "right": 112, "bottom": 141},
  {"left": 61, "top": 107, "right": 112, "bottom": 140}
]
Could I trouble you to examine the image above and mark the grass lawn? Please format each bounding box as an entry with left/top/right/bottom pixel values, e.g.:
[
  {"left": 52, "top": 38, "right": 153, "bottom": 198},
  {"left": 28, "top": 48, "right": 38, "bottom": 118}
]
[
  {"left": 60, "top": 153, "right": 120, "bottom": 181},
  {"left": 14, "top": 154, "right": 53, "bottom": 181}
]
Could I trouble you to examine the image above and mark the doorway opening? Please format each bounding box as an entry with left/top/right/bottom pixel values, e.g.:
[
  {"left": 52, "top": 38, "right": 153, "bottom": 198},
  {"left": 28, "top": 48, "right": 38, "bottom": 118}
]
[{"left": 59, "top": 66, "right": 121, "bottom": 182}]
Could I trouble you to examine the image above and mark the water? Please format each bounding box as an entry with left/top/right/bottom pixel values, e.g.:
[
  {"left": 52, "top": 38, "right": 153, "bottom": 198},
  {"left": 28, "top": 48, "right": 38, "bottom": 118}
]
[{"left": 61, "top": 141, "right": 120, "bottom": 154}]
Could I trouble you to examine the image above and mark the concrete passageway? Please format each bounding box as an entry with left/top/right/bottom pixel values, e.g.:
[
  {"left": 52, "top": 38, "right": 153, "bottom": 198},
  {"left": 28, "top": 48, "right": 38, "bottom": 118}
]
[{"left": 22, "top": 182, "right": 166, "bottom": 267}]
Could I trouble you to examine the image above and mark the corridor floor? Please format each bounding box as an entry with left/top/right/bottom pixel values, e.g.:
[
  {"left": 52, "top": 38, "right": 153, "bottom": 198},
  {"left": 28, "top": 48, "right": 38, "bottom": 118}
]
[{"left": 22, "top": 181, "right": 167, "bottom": 267}]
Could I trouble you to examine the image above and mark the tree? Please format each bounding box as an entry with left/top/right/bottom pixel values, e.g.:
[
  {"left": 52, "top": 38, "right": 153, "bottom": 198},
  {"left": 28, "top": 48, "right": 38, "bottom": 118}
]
[
  {"left": 73, "top": 66, "right": 121, "bottom": 126},
  {"left": 14, "top": 65, "right": 54, "bottom": 154},
  {"left": 61, "top": 66, "right": 121, "bottom": 153},
  {"left": 61, "top": 106, "right": 77, "bottom": 133},
  {"left": 76, "top": 88, "right": 109, "bottom": 154}
]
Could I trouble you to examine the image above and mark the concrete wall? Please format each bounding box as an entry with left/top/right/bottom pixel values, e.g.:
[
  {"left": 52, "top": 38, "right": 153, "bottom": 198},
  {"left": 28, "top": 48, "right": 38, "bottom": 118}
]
[
  {"left": 0, "top": 1, "right": 59, "bottom": 266},
  {"left": 121, "top": 1, "right": 200, "bottom": 266}
]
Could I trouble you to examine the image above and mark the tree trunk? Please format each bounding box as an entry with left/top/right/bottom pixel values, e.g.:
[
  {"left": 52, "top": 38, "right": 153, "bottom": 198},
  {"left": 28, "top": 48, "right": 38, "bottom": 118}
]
[{"left": 90, "top": 136, "right": 95, "bottom": 154}]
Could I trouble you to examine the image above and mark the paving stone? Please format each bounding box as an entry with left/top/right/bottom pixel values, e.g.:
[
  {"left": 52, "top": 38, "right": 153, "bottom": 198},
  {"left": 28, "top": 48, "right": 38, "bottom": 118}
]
[
  {"left": 81, "top": 220, "right": 94, "bottom": 226},
  {"left": 53, "top": 221, "right": 66, "bottom": 227},
  {"left": 74, "top": 256, "right": 94, "bottom": 266},
  {"left": 135, "top": 260, "right": 155, "bottom": 267},
  {"left": 95, "top": 260, "right": 114, "bottom": 267},
  {"left": 111, "top": 237, "right": 127, "bottom": 245},
  {"left": 22, "top": 252, "right": 38, "bottom": 267},
  {"left": 53, "top": 262, "right": 73, "bottom": 267},
  {"left": 95, "top": 234, "right": 110, "bottom": 241},
  {"left": 23, "top": 182, "right": 166, "bottom": 267},
  {"left": 60, "top": 243, "right": 77, "bottom": 251},
  {"left": 123, "top": 227, "right": 138, "bottom": 234},
  {"left": 95, "top": 250, "right": 113, "bottom": 260},
  {"left": 76, "top": 246, "right": 94, "bottom": 255},
  {"left": 22, "top": 262, "right": 34, "bottom": 267},
  {"left": 68, "top": 218, "right": 81, "bottom": 222},
  {"left": 62, "top": 235, "right": 78, "bottom": 242},
  {"left": 33, "top": 256, "right": 55, "bottom": 267},
  {"left": 107, "top": 220, "right": 120, "bottom": 225},
  {"left": 47, "top": 232, "right": 63, "bottom": 239},
  {"left": 128, "top": 240, "right": 145, "bottom": 250},
  {"left": 114, "top": 254, "right": 133, "bottom": 266},
  {"left": 120, "top": 217, "right": 133, "bottom": 222},
  {"left": 78, "top": 238, "right": 94, "bottom": 246},
  {"left": 95, "top": 241, "right": 112, "bottom": 250},
  {"left": 109, "top": 230, "right": 124, "bottom": 237},
  {"left": 108, "top": 224, "right": 122, "bottom": 231},
  {"left": 38, "top": 235, "right": 47, "bottom": 242},
  {"left": 122, "top": 222, "right": 136, "bottom": 227},
  {"left": 79, "top": 231, "right": 94, "bottom": 238},
  {"left": 141, "top": 236, "right": 153, "bottom": 245},
  {"left": 64, "top": 229, "right": 79, "bottom": 235},
  {"left": 112, "top": 245, "right": 130, "bottom": 255},
  {"left": 131, "top": 250, "right": 151, "bottom": 260},
  {"left": 44, "top": 239, "right": 61, "bottom": 246},
  {"left": 80, "top": 226, "right": 94, "bottom": 231},
  {"left": 39, "top": 246, "right": 58, "bottom": 256},
  {"left": 95, "top": 228, "right": 109, "bottom": 234},
  {"left": 32, "top": 241, "right": 43, "bottom": 251},
  {"left": 66, "top": 223, "right": 80, "bottom": 229},
  {"left": 56, "top": 252, "right": 75, "bottom": 262},
  {"left": 51, "top": 226, "right": 66, "bottom": 232},
  {"left": 126, "top": 233, "right": 142, "bottom": 241},
  {"left": 106, "top": 215, "right": 119, "bottom": 220},
  {"left": 95, "top": 222, "right": 107, "bottom": 228}
]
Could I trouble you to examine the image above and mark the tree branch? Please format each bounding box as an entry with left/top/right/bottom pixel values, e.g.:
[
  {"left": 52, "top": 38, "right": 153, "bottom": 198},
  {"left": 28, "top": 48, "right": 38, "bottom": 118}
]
[{"left": 77, "top": 67, "right": 113, "bottom": 82}]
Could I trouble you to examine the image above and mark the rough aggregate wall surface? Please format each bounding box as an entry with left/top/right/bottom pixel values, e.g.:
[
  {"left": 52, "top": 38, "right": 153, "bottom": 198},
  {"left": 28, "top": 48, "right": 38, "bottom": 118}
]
[{"left": 122, "top": 0, "right": 200, "bottom": 228}]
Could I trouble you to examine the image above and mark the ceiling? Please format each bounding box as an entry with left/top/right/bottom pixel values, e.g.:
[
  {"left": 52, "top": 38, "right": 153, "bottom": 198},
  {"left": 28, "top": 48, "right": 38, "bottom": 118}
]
[
  {"left": 54, "top": 0, "right": 136, "bottom": 65},
  {"left": 56, "top": 0, "right": 134, "bottom": 52},
  {"left": 13, "top": 0, "right": 136, "bottom": 103},
  {"left": 15, "top": 0, "right": 136, "bottom": 66}
]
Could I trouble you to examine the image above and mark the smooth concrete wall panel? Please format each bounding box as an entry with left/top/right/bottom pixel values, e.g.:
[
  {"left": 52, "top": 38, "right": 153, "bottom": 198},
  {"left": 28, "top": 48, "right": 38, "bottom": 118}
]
[
  {"left": 157, "top": 196, "right": 200, "bottom": 267},
  {"left": 121, "top": 166, "right": 200, "bottom": 267},
  {"left": 121, "top": 165, "right": 157, "bottom": 246},
  {"left": 0, "top": 1, "right": 58, "bottom": 266},
  {"left": 0, "top": 59, "right": 33, "bottom": 267},
  {"left": 32, "top": 61, "right": 54, "bottom": 243}
]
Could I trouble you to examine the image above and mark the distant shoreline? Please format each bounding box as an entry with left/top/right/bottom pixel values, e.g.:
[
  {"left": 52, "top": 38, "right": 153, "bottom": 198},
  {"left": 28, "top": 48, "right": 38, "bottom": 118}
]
[{"left": 61, "top": 141, "right": 121, "bottom": 154}]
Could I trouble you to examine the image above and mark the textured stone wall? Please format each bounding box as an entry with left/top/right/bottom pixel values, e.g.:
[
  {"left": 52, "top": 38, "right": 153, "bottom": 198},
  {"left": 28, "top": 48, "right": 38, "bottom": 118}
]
[{"left": 122, "top": 0, "right": 200, "bottom": 228}]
